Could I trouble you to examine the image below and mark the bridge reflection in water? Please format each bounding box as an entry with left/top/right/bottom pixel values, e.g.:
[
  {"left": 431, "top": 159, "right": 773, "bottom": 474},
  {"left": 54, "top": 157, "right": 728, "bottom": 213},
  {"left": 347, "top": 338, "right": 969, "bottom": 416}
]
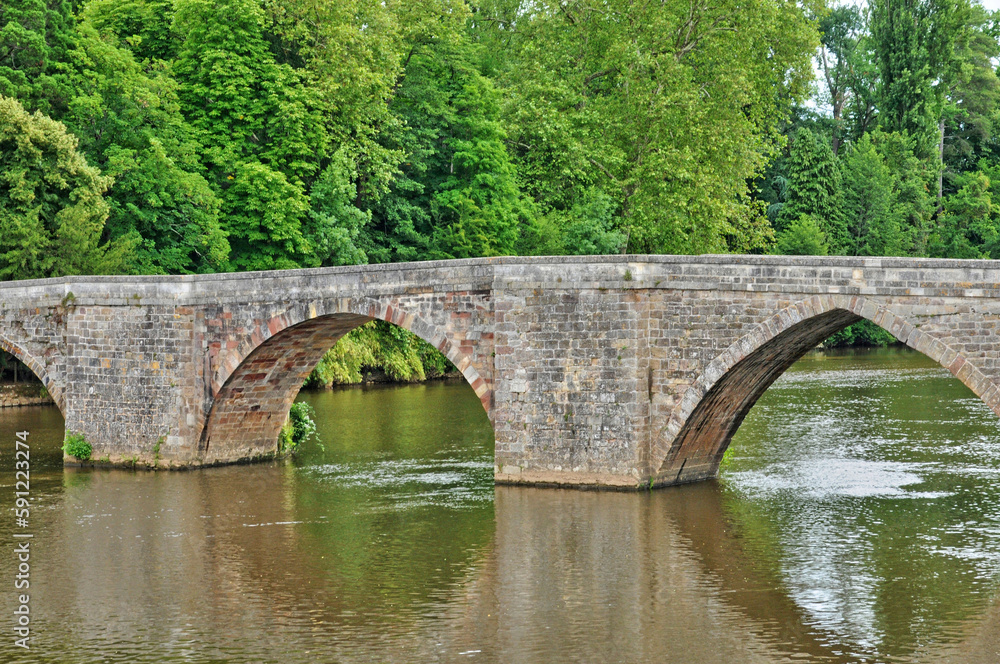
[
  {"left": 26, "top": 467, "right": 842, "bottom": 661},
  {"left": 31, "top": 468, "right": 1000, "bottom": 663}
]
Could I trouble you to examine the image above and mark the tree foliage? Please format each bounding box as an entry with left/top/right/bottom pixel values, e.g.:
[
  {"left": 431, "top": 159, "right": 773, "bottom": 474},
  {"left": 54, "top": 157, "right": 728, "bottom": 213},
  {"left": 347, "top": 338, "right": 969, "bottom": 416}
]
[
  {"left": 477, "top": 0, "right": 818, "bottom": 255},
  {"left": 816, "top": 4, "right": 865, "bottom": 153},
  {"left": 11, "top": 0, "right": 1000, "bottom": 362},
  {"left": 777, "top": 214, "right": 830, "bottom": 256},
  {"left": 63, "top": 22, "right": 228, "bottom": 274},
  {"left": 840, "top": 133, "right": 906, "bottom": 256},
  {"left": 871, "top": 0, "right": 968, "bottom": 159},
  {"left": 779, "top": 127, "right": 847, "bottom": 249},
  {"left": 0, "top": 96, "right": 132, "bottom": 279}
]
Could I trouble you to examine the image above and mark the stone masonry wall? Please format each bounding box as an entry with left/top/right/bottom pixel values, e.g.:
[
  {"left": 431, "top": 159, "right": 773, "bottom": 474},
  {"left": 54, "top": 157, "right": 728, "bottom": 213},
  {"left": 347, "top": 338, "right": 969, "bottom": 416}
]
[
  {"left": 62, "top": 304, "right": 201, "bottom": 463},
  {"left": 490, "top": 257, "right": 1000, "bottom": 488},
  {"left": 2, "top": 256, "right": 1000, "bottom": 487},
  {"left": 492, "top": 278, "right": 650, "bottom": 487}
]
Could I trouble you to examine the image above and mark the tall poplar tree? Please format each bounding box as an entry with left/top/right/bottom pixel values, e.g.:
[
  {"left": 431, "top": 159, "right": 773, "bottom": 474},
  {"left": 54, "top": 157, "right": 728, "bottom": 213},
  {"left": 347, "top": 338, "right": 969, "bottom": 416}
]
[
  {"left": 871, "top": 0, "right": 970, "bottom": 215},
  {"left": 872, "top": 0, "right": 966, "bottom": 156}
]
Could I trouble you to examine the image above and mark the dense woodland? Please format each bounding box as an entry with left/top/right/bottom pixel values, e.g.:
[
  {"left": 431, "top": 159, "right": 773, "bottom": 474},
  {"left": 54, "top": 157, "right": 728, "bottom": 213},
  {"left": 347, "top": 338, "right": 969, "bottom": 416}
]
[{"left": 1, "top": 0, "right": 998, "bottom": 380}]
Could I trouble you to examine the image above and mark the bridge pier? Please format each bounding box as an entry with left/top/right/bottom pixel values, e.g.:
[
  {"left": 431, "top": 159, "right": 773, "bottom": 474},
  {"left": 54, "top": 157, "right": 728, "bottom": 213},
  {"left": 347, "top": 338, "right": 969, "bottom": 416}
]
[{"left": 2, "top": 256, "right": 1000, "bottom": 488}]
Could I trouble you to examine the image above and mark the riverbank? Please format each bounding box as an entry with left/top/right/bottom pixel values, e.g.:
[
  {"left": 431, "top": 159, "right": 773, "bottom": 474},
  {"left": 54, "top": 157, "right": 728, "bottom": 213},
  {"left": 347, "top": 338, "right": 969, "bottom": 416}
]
[
  {"left": 0, "top": 382, "right": 53, "bottom": 408},
  {"left": 334, "top": 367, "right": 463, "bottom": 386},
  {"left": 305, "top": 368, "right": 464, "bottom": 393}
]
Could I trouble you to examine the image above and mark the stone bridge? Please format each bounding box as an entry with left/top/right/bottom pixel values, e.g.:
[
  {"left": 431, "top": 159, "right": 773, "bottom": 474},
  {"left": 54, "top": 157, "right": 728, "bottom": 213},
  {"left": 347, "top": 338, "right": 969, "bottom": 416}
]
[{"left": 4, "top": 255, "right": 1000, "bottom": 489}]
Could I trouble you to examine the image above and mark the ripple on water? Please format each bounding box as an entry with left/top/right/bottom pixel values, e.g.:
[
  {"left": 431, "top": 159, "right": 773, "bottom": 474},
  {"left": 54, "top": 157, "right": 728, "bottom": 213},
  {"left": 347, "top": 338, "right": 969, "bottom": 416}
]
[
  {"left": 727, "top": 457, "right": 952, "bottom": 500},
  {"left": 303, "top": 458, "right": 495, "bottom": 508},
  {"left": 9, "top": 351, "right": 1000, "bottom": 663}
]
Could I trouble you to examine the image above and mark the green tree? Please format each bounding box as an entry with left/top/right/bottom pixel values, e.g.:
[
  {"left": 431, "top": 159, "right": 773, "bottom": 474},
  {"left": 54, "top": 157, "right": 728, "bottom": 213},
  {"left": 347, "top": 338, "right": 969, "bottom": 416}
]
[
  {"left": 824, "top": 320, "right": 897, "bottom": 347},
  {"left": 871, "top": 0, "right": 969, "bottom": 161},
  {"left": 305, "top": 320, "right": 454, "bottom": 387},
  {"left": 172, "top": 0, "right": 328, "bottom": 184},
  {"left": 776, "top": 214, "right": 830, "bottom": 256},
  {"left": 62, "top": 22, "right": 228, "bottom": 274},
  {"left": 941, "top": 4, "right": 1000, "bottom": 180},
  {"left": 840, "top": 9, "right": 881, "bottom": 143},
  {"left": 867, "top": 129, "right": 935, "bottom": 255},
  {"left": 0, "top": 0, "right": 76, "bottom": 114},
  {"left": 363, "top": 21, "right": 533, "bottom": 262},
  {"left": 0, "top": 96, "right": 133, "bottom": 279},
  {"left": 308, "top": 149, "right": 369, "bottom": 266},
  {"left": 171, "top": 0, "right": 332, "bottom": 269},
  {"left": 530, "top": 188, "right": 627, "bottom": 256},
  {"left": 840, "top": 133, "right": 906, "bottom": 256},
  {"left": 429, "top": 72, "right": 534, "bottom": 259},
  {"left": 778, "top": 127, "right": 847, "bottom": 250},
  {"left": 222, "top": 162, "right": 314, "bottom": 271},
  {"left": 270, "top": 0, "right": 456, "bottom": 202},
  {"left": 477, "top": 0, "right": 818, "bottom": 255},
  {"left": 817, "top": 4, "right": 865, "bottom": 154},
  {"left": 870, "top": 0, "right": 974, "bottom": 215},
  {"left": 81, "top": 0, "right": 176, "bottom": 63},
  {"left": 930, "top": 169, "right": 997, "bottom": 258}
]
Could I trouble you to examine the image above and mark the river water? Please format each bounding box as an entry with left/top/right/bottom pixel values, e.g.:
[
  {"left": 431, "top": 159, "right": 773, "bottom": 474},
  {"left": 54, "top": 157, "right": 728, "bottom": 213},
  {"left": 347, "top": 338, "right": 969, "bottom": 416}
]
[{"left": 2, "top": 348, "right": 1000, "bottom": 663}]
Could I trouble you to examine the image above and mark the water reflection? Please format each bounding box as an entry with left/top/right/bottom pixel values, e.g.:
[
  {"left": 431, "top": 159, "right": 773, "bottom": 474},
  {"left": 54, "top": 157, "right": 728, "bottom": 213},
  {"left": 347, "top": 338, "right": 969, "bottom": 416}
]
[
  {"left": 480, "top": 485, "right": 844, "bottom": 663},
  {"left": 723, "top": 348, "right": 1000, "bottom": 663},
  {"left": 1, "top": 354, "right": 1000, "bottom": 662}
]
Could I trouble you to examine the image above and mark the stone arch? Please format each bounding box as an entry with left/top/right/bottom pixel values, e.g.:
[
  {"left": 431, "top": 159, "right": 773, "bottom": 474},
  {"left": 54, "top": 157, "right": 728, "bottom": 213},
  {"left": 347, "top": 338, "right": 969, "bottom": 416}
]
[
  {"left": 0, "top": 333, "right": 65, "bottom": 415},
  {"left": 200, "top": 298, "right": 491, "bottom": 461},
  {"left": 651, "top": 293, "right": 998, "bottom": 486}
]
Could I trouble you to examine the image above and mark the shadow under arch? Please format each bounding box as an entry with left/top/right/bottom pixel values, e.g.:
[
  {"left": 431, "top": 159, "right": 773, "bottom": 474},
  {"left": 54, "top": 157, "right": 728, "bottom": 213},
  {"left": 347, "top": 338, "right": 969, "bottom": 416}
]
[
  {"left": 200, "top": 299, "right": 492, "bottom": 459},
  {"left": 653, "top": 293, "right": 999, "bottom": 485},
  {"left": 0, "top": 334, "right": 65, "bottom": 416}
]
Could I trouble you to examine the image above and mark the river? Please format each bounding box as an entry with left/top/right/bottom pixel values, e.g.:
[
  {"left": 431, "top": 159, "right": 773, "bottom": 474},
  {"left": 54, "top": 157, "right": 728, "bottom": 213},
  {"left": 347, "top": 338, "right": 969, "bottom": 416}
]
[{"left": 1, "top": 347, "right": 1000, "bottom": 662}]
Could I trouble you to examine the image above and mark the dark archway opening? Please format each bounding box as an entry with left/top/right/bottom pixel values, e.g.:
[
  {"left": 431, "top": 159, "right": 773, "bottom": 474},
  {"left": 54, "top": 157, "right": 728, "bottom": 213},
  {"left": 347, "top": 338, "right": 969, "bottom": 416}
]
[{"left": 0, "top": 349, "right": 55, "bottom": 407}]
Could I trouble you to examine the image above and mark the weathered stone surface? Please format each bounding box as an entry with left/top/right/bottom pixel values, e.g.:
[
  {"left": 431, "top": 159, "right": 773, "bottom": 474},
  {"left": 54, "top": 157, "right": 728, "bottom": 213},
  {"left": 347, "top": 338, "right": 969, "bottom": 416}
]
[{"left": 3, "top": 255, "right": 1000, "bottom": 487}]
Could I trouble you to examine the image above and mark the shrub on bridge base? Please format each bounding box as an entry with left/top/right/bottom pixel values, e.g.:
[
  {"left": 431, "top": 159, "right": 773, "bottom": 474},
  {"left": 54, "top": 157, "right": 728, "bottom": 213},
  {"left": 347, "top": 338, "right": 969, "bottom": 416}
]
[
  {"left": 63, "top": 433, "right": 93, "bottom": 462},
  {"left": 279, "top": 403, "right": 319, "bottom": 454}
]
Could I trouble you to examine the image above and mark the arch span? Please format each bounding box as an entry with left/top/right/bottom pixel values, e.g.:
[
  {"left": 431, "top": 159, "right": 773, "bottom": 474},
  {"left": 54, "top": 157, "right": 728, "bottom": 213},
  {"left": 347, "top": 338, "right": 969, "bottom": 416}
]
[
  {"left": 0, "top": 334, "right": 65, "bottom": 415},
  {"left": 652, "top": 294, "right": 1000, "bottom": 486},
  {"left": 200, "top": 299, "right": 493, "bottom": 462}
]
